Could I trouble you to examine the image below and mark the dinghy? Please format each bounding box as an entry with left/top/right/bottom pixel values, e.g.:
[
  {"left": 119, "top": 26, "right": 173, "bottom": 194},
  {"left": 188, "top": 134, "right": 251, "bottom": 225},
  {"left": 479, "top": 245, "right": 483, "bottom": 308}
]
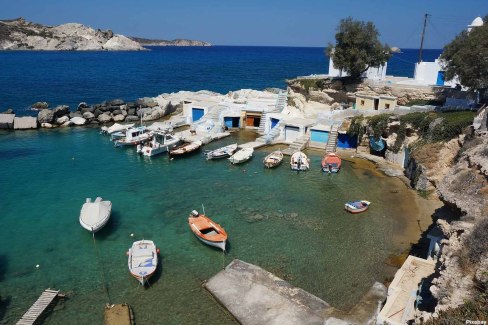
[
  {"left": 169, "top": 141, "right": 202, "bottom": 156},
  {"left": 188, "top": 210, "right": 227, "bottom": 251},
  {"left": 137, "top": 131, "right": 180, "bottom": 157},
  {"left": 205, "top": 143, "right": 238, "bottom": 160},
  {"left": 79, "top": 197, "right": 112, "bottom": 232},
  {"left": 321, "top": 153, "right": 342, "bottom": 173},
  {"left": 228, "top": 148, "right": 253, "bottom": 164},
  {"left": 263, "top": 150, "right": 284, "bottom": 168},
  {"left": 127, "top": 240, "right": 158, "bottom": 285},
  {"left": 100, "top": 123, "right": 135, "bottom": 135},
  {"left": 345, "top": 200, "right": 371, "bottom": 214},
  {"left": 290, "top": 151, "right": 310, "bottom": 171}
]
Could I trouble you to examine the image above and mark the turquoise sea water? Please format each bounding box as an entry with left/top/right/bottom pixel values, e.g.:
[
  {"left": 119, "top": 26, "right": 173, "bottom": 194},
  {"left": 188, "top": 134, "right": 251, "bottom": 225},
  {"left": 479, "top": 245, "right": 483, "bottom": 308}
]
[{"left": 0, "top": 128, "right": 420, "bottom": 324}]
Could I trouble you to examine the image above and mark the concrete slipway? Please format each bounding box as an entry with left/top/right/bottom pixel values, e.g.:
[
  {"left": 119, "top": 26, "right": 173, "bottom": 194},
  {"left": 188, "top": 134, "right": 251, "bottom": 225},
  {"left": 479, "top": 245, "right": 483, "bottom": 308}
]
[{"left": 204, "top": 259, "right": 387, "bottom": 325}]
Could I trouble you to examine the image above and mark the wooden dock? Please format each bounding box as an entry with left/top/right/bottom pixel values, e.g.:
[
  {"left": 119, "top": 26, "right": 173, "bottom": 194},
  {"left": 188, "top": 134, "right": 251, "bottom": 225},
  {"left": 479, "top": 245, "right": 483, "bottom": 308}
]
[{"left": 16, "top": 289, "right": 61, "bottom": 325}]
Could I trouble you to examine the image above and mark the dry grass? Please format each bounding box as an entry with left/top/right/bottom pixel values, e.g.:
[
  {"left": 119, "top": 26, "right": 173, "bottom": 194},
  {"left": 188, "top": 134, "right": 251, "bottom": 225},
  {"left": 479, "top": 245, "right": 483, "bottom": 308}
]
[{"left": 411, "top": 142, "right": 444, "bottom": 168}]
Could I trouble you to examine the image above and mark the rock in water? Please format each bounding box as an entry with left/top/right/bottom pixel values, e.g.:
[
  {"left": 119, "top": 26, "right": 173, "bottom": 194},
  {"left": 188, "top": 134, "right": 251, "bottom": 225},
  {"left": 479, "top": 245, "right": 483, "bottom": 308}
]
[
  {"left": 98, "top": 113, "right": 112, "bottom": 123},
  {"left": 31, "top": 101, "right": 49, "bottom": 109},
  {"left": 113, "top": 114, "right": 125, "bottom": 122},
  {"left": 82, "top": 112, "right": 95, "bottom": 119},
  {"left": 37, "top": 109, "right": 54, "bottom": 123},
  {"left": 56, "top": 116, "right": 69, "bottom": 125},
  {"left": 53, "top": 105, "right": 70, "bottom": 117},
  {"left": 70, "top": 117, "right": 86, "bottom": 125}
]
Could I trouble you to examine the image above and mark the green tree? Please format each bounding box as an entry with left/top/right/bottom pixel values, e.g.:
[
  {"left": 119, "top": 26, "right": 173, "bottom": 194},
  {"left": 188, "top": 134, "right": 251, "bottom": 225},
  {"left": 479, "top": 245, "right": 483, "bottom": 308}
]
[
  {"left": 440, "top": 16, "right": 488, "bottom": 91},
  {"left": 326, "top": 17, "right": 391, "bottom": 80}
]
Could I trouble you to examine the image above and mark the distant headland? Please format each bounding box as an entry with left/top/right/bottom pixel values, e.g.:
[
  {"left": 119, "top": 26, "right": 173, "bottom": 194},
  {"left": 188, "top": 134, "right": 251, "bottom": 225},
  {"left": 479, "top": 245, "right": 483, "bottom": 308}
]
[{"left": 0, "top": 17, "right": 210, "bottom": 51}]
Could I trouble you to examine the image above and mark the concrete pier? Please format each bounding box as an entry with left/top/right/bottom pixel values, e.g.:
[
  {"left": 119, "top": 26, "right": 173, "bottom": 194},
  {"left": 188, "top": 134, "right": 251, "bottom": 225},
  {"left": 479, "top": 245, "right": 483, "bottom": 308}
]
[{"left": 204, "top": 259, "right": 387, "bottom": 325}]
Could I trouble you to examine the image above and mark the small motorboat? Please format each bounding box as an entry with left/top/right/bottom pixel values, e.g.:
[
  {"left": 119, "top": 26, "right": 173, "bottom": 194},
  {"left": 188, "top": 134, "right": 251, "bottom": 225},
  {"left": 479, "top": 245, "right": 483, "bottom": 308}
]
[
  {"left": 127, "top": 240, "right": 158, "bottom": 286},
  {"left": 169, "top": 141, "right": 202, "bottom": 156},
  {"left": 345, "top": 200, "right": 371, "bottom": 214},
  {"left": 79, "top": 197, "right": 112, "bottom": 232},
  {"left": 114, "top": 126, "right": 152, "bottom": 147},
  {"left": 100, "top": 123, "right": 135, "bottom": 135},
  {"left": 290, "top": 151, "right": 310, "bottom": 171},
  {"left": 188, "top": 210, "right": 227, "bottom": 251},
  {"left": 205, "top": 143, "right": 238, "bottom": 160},
  {"left": 263, "top": 150, "right": 284, "bottom": 168},
  {"left": 322, "top": 153, "right": 342, "bottom": 173},
  {"left": 228, "top": 148, "right": 253, "bottom": 164},
  {"left": 137, "top": 131, "right": 180, "bottom": 157}
]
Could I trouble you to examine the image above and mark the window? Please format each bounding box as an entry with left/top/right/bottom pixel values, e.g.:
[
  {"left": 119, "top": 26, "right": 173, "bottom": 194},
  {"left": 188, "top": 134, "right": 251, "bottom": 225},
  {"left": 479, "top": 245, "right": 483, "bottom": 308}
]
[{"left": 385, "top": 103, "right": 390, "bottom": 109}]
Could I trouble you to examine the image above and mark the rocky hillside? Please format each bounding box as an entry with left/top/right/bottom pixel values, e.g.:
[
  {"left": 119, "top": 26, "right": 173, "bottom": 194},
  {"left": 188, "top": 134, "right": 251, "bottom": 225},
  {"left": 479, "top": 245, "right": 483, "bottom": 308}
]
[
  {"left": 130, "top": 36, "right": 211, "bottom": 47},
  {"left": 0, "top": 18, "right": 144, "bottom": 51}
]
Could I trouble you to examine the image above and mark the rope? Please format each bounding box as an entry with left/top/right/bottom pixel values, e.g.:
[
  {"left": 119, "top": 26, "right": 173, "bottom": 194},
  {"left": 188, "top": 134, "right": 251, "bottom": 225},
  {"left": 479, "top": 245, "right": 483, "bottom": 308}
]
[{"left": 92, "top": 232, "right": 111, "bottom": 304}]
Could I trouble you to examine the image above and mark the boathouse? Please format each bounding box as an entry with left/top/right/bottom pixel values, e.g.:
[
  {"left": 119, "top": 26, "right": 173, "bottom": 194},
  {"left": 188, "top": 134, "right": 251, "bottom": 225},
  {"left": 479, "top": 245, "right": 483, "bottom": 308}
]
[
  {"left": 283, "top": 118, "right": 315, "bottom": 142},
  {"left": 355, "top": 94, "right": 397, "bottom": 110},
  {"left": 309, "top": 124, "right": 331, "bottom": 148}
]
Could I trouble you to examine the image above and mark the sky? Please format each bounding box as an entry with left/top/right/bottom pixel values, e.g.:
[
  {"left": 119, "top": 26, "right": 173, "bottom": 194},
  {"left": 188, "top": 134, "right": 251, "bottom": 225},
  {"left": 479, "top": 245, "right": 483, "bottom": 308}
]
[{"left": 1, "top": 0, "right": 487, "bottom": 48}]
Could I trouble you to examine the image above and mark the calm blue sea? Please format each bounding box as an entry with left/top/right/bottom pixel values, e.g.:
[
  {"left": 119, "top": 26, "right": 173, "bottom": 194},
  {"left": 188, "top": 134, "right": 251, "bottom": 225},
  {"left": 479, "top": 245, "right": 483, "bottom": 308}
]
[{"left": 0, "top": 46, "right": 442, "bottom": 114}]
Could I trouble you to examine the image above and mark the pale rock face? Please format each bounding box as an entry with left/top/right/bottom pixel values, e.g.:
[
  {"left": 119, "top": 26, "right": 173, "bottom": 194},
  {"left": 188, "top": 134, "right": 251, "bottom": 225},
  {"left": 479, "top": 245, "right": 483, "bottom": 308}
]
[
  {"left": 41, "top": 122, "right": 54, "bottom": 128},
  {"left": 98, "top": 113, "right": 112, "bottom": 123},
  {"left": 56, "top": 116, "right": 70, "bottom": 125},
  {"left": 102, "top": 35, "right": 142, "bottom": 50},
  {"left": 70, "top": 117, "right": 86, "bottom": 125},
  {"left": 82, "top": 112, "right": 95, "bottom": 119},
  {"left": 113, "top": 114, "right": 125, "bottom": 122}
]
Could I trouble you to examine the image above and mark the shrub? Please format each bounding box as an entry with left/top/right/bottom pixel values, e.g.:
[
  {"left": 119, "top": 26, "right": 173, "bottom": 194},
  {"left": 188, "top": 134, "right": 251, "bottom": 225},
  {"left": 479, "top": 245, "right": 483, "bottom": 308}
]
[
  {"left": 404, "top": 98, "right": 444, "bottom": 107},
  {"left": 465, "top": 217, "right": 488, "bottom": 265},
  {"left": 430, "top": 111, "right": 475, "bottom": 142},
  {"left": 367, "top": 113, "right": 392, "bottom": 138},
  {"left": 296, "top": 79, "right": 325, "bottom": 93},
  {"left": 347, "top": 115, "right": 365, "bottom": 140}
]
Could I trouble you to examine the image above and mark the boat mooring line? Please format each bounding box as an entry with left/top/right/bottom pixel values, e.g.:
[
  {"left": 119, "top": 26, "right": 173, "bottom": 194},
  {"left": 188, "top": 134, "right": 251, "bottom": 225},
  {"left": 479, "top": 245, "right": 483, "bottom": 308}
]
[{"left": 92, "top": 232, "right": 111, "bottom": 304}]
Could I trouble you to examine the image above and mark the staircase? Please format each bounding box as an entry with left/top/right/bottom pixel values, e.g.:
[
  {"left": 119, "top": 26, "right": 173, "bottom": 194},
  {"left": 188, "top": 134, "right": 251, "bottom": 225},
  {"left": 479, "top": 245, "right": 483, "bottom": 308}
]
[
  {"left": 257, "top": 90, "right": 287, "bottom": 135},
  {"left": 325, "top": 124, "right": 339, "bottom": 153},
  {"left": 257, "top": 123, "right": 282, "bottom": 144},
  {"left": 283, "top": 134, "right": 310, "bottom": 156}
]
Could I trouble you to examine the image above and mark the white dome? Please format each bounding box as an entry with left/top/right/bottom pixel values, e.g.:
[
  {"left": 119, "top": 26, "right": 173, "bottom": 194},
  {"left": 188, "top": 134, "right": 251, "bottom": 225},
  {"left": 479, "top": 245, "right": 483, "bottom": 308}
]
[{"left": 468, "top": 17, "right": 484, "bottom": 28}]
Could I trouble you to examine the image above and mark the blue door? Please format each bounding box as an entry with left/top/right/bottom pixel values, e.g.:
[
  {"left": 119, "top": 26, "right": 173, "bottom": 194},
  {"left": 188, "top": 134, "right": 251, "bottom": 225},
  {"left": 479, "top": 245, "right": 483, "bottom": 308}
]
[
  {"left": 310, "top": 130, "right": 329, "bottom": 143},
  {"left": 436, "top": 71, "right": 445, "bottom": 86},
  {"left": 224, "top": 117, "right": 233, "bottom": 128},
  {"left": 271, "top": 118, "right": 279, "bottom": 129},
  {"left": 192, "top": 108, "right": 204, "bottom": 122}
]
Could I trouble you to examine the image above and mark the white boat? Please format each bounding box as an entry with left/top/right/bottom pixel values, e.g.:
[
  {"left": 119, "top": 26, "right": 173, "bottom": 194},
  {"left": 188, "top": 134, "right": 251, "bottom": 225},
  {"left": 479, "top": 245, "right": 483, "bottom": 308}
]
[
  {"left": 136, "top": 131, "right": 180, "bottom": 157},
  {"left": 169, "top": 141, "right": 203, "bottom": 156},
  {"left": 127, "top": 240, "right": 158, "bottom": 286},
  {"left": 228, "top": 148, "right": 254, "bottom": 164},
  {"left": 290, "top": 151, "right": 310, "bottom": 171},
  {"left": 79, "top": 197, "right": 112, "bottom": 232},
  {"left": 205, "top": 143, "right": 238, "bottom": 160},
  {"left": 114, "top": 126, "right": 152, "bottom": 147},
  {"left": 100, "top": 123, "right": 135, "bottom": 135},
  {"left": 263, "top": 150, "right": 284, "bottom": 168}
]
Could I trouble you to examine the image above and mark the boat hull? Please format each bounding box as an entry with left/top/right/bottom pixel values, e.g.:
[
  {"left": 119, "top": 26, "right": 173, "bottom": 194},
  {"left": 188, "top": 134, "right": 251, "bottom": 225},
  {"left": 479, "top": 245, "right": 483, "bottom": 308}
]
[
  {"left": 345, "top": 201, "right": 371, "bottom": 214},
  {"left": 188, "top": 212, "right": 228, "bottom": 251},
  {"left": 127, "top": 240, "right": 158, "bottom": 286},
  {"left": 194, "top": 235, "right": 226, "bottom": 251}
]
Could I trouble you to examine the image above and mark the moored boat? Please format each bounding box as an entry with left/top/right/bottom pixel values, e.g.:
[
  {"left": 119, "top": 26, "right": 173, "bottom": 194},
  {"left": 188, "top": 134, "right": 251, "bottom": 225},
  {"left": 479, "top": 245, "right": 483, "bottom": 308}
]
[
  {"left": 136, "top": 131, "right": 180, "bottom": 157},
  {"left": 114, "top": 126, "right": 152, "bottom": 147},
  {"left": 205, "top": 143, "right": 238, "bottom": 160},
  {"left": 169, "top": 141, "right": 203, "bottom": 156},
  {"left": 228, "top": 148, "right": 253, "bottom": 164},
  {"left": 290, "top": 151, "right": 310, "bottom": 171},
  {"left": 127, "top": 240, "right": 158, "bottom": 285},
  {"left": 101, "top": 123, "right": 135, "bottom": 135},
  {"left": 344, "top": 200, "right": 371, "bottom": 214},
  {"left": 263, "top": 150, "right": 284, "bottom": 168},
  {"left": 188, "top": 210, "right": 227, "bottom": 251},
  {"left": 321, "top": 153, "right": 342, "bottom": 173},
  {"left": 79, "top": 197, "right": 112, "bottom": 232}
]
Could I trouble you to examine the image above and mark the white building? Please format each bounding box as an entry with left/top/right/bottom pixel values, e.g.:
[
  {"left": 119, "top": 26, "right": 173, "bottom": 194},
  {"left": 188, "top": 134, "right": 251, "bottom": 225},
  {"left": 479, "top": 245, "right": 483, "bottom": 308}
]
[{"left": 328, "top": 57, "right": 387, "bottom": 81}]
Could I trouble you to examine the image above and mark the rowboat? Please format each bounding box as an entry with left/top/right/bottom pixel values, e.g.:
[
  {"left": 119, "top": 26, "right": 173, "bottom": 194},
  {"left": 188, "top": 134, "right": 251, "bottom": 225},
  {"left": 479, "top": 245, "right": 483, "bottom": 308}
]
[
  {"left": 188, "top": 210, "right": 227, "bottom": 251},
  {"left": 79, "top": 197, "right": 112, "bottom": 232},
  {"left": 263, "top": 150, "right": 284, "bottom": 168},
  {"left": 228, "top": 148, "right": 253, "bottom": 164},
  {"left": 127, "top": 240, "right": 158, "bottom": 285},
  {"left": 136, "top": 131, "right": 180, "bottom": 157},
  {"left": 345, "top": 200, "right": 371, "bottom": 214},
  {"left": 114, "top": 126, "right": 152, "bottom": 147},
  {"left": 290, "top": 151, "right": 310, "bottom": 171},
  {"left": 205, "top": 143, "right": 238, "bottom": 160},
  {"left": 169, "top": 141, "right": 202, "bottom": 156},
  {"left": 321, "top": 153, "right": 342, "bottom": 173}
]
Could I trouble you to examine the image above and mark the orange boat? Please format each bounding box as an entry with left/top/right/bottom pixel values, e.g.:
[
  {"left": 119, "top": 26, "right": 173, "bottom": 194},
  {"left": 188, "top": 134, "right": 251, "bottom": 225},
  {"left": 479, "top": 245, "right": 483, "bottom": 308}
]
[
  {"left": 188, "top": 210, "right": 227, "bottom": 251},
  {"left": 321, "top": 153, "right": 342, "bottom": 173}
]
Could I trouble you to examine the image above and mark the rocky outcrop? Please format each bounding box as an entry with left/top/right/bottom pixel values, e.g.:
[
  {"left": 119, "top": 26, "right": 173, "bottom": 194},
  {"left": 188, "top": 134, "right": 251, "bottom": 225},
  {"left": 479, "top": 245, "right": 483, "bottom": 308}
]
[
  {"left": 130, "top": 36, "right": 211, "bottom": 47},
  {"left": 37, "top": 109, "right": 54, "bottom": 123},
  {"left": 0, "top": 18, "right": 144, "bottom": 51}
]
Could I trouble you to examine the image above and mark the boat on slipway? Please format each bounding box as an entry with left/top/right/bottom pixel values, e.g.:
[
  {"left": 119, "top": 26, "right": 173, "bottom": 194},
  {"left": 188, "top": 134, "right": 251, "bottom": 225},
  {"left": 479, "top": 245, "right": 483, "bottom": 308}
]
[
  {"left": 137, "top": 131, "right": 180, "bottom": 157},
  {"left": 188, "top": 210, "right": 227, "bottom": 251},
  {"left": 290, "top": 151, "right": 310, "bottom": 171},
  {"left": 114, "top": 126, "right": 152, "bottom": 147},
  {"left": 205, "top": 143, "right": 238, "bottom": 160},
  {"left": 127, "top": 240, "right": 158, "bottom": 286},
  {"left": 263, "top": 150, "right": 283, "bottom": 168},
  {"left": 321, "top": 153, "right": 342, "bottom": 173},
  {"left": 345, "top": 200, "right": 371, "bottom": 214},
  {"left": 169, "top": 141, "right": 203, "bottom": 156},
  {"left": 228, "top": 148, "right": 253, "bottom": 164},
  {"left": 79, "top": 197, "right": 112, "bottom": 232}
]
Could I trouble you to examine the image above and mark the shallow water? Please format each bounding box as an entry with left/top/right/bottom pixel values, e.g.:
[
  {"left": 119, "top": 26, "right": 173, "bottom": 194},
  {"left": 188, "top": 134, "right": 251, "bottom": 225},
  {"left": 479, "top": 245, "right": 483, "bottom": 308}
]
[{"left": 0, "top": 129, "right": 422, "bottom": 324}]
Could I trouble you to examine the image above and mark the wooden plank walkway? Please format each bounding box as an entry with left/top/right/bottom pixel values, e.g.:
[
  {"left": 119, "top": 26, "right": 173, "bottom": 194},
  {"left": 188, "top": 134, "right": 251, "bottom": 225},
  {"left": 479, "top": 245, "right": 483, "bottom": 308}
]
[{"left": 16, "top": 289, "right": 60, "bottom": 325}]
